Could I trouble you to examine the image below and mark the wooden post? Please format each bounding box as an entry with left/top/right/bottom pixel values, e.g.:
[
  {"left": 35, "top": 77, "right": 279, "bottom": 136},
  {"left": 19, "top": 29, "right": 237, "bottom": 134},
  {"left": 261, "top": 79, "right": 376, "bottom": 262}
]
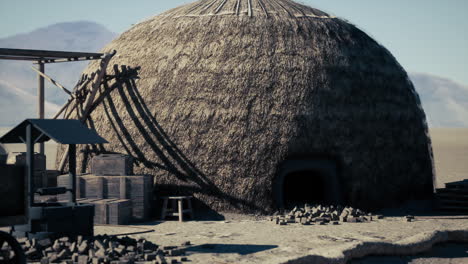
[
  {"left": 161, "top": 197, "right": 168, "bottom": 220},
  {"left": 26, "top": 124, "right": 35, "bottom": 207},
  {"left": 178, "top": 199, "right": 183, "bottom": 222},
  {"left": 68, "top": 144, "right": 76, "bottom": 204},
  {"left": 38, "top": 62, "right": 45, "bottom": 155}
]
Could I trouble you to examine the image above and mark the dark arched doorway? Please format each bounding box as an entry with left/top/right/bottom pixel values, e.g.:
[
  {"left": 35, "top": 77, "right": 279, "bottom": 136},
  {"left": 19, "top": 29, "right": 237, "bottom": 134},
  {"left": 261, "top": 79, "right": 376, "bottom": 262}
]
[
  {"left": 282, "top": 169, "right": 326, "bottom": 208},
  {"left": 274, "top": 158, "right": 342, "bottom": 210}
]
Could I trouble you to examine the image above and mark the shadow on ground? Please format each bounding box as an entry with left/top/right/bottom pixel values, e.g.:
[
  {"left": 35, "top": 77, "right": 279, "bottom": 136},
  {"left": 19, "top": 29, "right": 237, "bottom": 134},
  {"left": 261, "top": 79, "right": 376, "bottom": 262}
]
[
  {"left": 349, "top": 243, "right": 468, "bottom": 264},
  {"left": 185, "top": 244, "right": 278, "bottom": 255}
]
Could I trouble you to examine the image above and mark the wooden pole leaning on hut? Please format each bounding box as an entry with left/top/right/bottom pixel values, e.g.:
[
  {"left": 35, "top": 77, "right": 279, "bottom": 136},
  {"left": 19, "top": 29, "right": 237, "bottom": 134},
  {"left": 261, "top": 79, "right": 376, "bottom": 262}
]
[
  {"left": 59, "top": 73, "right": 96, "bottom": 120},
  {"left": 57, "top": 51, "right": 116, "bottom": 173},
  {"left": 30, "top": 66, "right": 74, "bottom": 97}
]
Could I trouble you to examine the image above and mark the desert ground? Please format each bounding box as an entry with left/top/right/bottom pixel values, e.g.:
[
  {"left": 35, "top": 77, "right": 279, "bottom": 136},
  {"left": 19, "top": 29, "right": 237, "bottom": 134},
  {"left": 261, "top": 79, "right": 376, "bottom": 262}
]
[
  {"left": 1, "top": 127, "right": 467, "bottom": 263},
  {"left": 430, "top": 128, "right": 468, "bottom": 188}
]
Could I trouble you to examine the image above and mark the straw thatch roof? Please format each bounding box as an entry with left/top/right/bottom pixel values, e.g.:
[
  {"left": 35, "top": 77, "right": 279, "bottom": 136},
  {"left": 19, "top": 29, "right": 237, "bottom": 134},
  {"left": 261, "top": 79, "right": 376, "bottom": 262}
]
[{"left": 58, "top": 0, "right": 434, "bottom": 213}]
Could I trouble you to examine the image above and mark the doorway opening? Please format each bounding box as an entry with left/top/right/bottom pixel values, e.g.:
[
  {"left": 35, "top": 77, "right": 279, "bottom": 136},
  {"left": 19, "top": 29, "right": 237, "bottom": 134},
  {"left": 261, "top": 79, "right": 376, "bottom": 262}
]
[
  {"left": 274, "top": 158, "right": 341, "bottom": 210},
  {"left": 282, "top": 169, "right": 326, "bottom": 208}
]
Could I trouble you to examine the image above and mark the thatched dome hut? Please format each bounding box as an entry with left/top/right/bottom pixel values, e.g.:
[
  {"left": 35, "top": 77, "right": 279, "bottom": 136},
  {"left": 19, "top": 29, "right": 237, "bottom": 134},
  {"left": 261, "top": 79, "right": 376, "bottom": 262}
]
[{"left": 61, "top": 0, "right": 434, "bottom": 213}]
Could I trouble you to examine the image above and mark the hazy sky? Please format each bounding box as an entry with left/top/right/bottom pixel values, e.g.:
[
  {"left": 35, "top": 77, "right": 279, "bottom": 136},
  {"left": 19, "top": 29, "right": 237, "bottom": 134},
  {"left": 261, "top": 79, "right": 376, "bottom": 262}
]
[{"left": 1, "top": 0, "right": 467, "bottom": 85}]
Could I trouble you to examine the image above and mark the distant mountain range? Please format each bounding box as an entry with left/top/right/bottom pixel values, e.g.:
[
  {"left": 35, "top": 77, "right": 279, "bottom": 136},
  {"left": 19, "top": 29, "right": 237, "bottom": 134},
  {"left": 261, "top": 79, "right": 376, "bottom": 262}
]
[
  {"left": 410, "top": 73, "right": 468, "bottom": 127},
  {"left": 0, "top": 21, "right": 117, "bottom": 126},
  {"left": 0, "top": 21, "right": 467, "bottom": 127}
]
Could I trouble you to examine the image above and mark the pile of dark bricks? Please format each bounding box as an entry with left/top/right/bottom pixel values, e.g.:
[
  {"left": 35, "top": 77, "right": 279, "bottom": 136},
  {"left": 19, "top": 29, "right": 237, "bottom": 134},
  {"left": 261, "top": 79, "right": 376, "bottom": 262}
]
[
  {"left": 16, "top": 235, "right": 190, "bottom": 264},
  {"left": 270, "top": 204, "right": 384, "bottom": 225}
]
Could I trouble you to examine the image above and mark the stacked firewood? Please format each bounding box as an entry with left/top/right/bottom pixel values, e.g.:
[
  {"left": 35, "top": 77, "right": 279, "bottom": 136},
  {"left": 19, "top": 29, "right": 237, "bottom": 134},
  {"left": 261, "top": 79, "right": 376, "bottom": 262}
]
[
  {"left": 270, "top": 204, "right": 384, "bottom": 225},
  {"left": 15, "top": 234, "right": 189, "bottom": 264}
]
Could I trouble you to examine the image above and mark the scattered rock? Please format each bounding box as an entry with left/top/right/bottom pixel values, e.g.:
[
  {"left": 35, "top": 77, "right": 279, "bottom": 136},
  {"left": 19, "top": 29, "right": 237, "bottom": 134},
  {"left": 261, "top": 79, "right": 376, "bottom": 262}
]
[
  {"left": 13, "top": 234, "right": 189, "bottom": 263},
  {"left": 271, "top": 204, "right": 381, "bottom": 226}
]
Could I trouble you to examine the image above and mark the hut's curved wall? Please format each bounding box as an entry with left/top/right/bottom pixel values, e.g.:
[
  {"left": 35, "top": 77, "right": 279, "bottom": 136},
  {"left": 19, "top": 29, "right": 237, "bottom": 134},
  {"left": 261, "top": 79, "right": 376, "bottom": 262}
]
[{"left": 58, "top": 0, "right": 434, "bottom": 213}]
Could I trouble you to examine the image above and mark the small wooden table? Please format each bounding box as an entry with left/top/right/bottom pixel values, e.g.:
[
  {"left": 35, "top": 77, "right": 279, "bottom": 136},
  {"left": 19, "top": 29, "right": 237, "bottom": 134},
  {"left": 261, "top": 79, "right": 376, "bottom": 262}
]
[{"left": 160, "top": 196, "right": 194, "bottom": 222}]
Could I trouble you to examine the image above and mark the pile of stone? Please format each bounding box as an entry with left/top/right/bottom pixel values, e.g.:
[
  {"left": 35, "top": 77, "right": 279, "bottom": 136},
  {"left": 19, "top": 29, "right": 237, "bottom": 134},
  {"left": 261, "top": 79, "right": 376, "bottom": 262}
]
[
  {"left": 16, "top": 234, "right": 190, "bottom": 264},
  {"left": 270, "top": 204, "right": 384, "bottom": 225}
]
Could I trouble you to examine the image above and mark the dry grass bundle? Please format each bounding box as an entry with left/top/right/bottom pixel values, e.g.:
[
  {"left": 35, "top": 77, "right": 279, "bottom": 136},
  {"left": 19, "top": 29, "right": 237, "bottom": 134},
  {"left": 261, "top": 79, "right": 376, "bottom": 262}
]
[{"left": 57, "top": 0, "right": 434, "bottom": 213}]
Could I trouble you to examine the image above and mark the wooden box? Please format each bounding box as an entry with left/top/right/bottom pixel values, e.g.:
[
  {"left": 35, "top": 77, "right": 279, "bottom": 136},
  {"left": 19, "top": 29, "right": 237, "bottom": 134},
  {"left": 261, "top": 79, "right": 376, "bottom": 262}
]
[
  {"left": 9, "top": 152, "right": 46, "bottom": 172},
  {"left": 59, "top": 174, "right": 154, "bottom": 221},
  {"left": 77, "top": 198, "right": 131, "bottom": 225},
  {"left": 91, "top": 154, "right": 133, "bottom": 176}
]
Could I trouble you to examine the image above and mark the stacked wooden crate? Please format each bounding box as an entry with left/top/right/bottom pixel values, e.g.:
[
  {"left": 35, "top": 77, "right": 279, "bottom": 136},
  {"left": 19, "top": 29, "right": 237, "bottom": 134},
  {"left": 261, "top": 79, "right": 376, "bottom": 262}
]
[
  {"left": 435, "top": 179, "right": 468, "bottom": 214},
  {"left": 58, "top": 175, "right": 153, "bottom": 222},
  {"left": 9, "top": 152, "right": 46, "bottom": 188},
  {"left": 57, "top": 154, "right": 154, "bottom": 223},
  {"left": 76, "top": 198, "right": 132, "bottom": 225}
]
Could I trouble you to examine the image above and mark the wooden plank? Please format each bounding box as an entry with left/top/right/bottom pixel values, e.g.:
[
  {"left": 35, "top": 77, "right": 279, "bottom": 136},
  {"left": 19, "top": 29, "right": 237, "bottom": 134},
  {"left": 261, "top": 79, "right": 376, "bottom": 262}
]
[
  {"left": 0, "top": 55, "right": 42, "bottom": 61},
  {"left": 37, "top": 56, "right": 102, "bottom": 64},
  {"left": 0, "top": 48, "right": 103, "bottom": 59}
]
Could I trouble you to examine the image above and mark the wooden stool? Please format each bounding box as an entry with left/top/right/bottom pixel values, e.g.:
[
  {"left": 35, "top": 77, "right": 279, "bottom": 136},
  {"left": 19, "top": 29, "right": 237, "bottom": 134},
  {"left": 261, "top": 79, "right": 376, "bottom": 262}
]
[{"left": 160, "top": 196, "right": 194, "bottom": 222}]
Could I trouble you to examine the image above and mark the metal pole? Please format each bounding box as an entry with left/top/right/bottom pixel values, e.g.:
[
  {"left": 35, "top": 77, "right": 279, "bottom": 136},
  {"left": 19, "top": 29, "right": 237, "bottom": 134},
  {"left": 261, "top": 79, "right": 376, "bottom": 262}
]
[
  {"left": 38, "top": 62, "right": 45, "bottom": 155},
  {"left": 68, "top": 144, "right": 76, "bottom": 204},
  {"left": 26, "top": 124, "right": 35, "bottom": 207}
]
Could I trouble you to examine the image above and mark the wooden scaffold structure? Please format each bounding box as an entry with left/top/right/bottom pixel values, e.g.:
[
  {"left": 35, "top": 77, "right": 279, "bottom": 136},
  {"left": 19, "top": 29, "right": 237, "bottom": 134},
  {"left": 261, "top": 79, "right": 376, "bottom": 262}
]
[{"left": 0, "top": 48, "right": 142, "bottom": 173}]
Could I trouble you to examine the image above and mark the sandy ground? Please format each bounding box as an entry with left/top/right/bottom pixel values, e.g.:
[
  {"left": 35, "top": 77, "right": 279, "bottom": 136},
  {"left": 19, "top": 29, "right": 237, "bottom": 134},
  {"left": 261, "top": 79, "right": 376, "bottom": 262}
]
[
  {"left": 92, "top": 215, "right": 468, "bottom": 264},
  {"left": 1, "top": 127, "right": 467, "bottom": 263},
  {"left": 350, "top": 243, "right": 468, "bottom": 264},
  {"left": 430, "top": 128, "right": 468, "bottom": 188},
  {"left": 1, "top": 214, "right": 467, "bottom": 264}
]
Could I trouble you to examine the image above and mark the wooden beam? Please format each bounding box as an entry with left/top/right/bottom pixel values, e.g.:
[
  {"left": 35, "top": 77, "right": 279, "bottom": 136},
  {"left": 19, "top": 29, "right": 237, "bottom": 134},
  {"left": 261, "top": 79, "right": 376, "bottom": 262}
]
[
  {"left": 0, "top": 48, "right": 104, "bottom": 59},
  {"left": 37, "top": 56, "right": 103, "bottom": 64},
  {"left": 31, "top": 66, "right": 74, "bottom": 97},
  {"left": 80, "top": 51, "right": 116, "bottom": 119},
  {"left": 0, "top": 56, "right": 42, "bottom": 61}
]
